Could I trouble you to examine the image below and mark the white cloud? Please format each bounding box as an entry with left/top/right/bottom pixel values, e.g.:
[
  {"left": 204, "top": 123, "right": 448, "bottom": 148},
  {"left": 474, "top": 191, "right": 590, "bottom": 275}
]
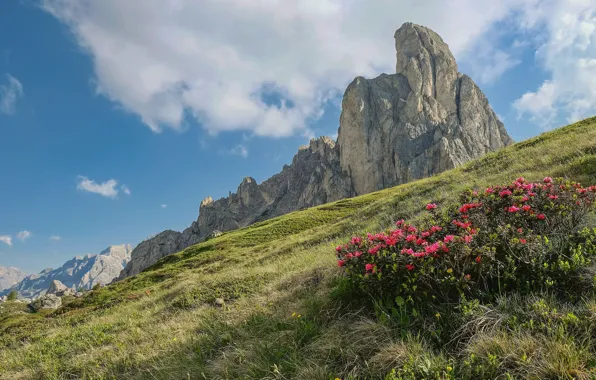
[
  {"left": 50, "top": 235, "right": 61, "bottom": 241},
  {"left": 0, "top": 235, "right": 12, "bottom": 246},
  {"left": 161, "top": 204, "right": 167, "bottom": 209},
  {"left": 0, "top": 74, "right": 23, "bottom": 115},
  {"left": 16, "top": 230, "right": 31, "bottom": 242},
  {"left": 121, "top": 185, "right": 131, "bottom": 195},
  {"left": 227, "top": 145, "right": 249, "bottom": 158},
  {"left": 42, "top": 0, "right": 529, "bottom": 138},
  {"left": 514, "top": 1, "right": 596, "bottom": 128},
  {"left": 76, "top": 175, "right": 119, "bottom": 198}
]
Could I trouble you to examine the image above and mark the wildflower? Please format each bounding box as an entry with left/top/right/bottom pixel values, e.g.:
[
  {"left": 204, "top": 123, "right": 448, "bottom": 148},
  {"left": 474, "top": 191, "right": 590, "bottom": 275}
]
[
  {"left": 407, "top": 225, "right": 418, "bottom": 233},
  {"left": 444, "top": 235, "right": 455, "bottom": 243},
  {"left": 406, "top": 234, "right": 417, "bottom": 243},
  {"left": 485, "top": 187, "right": 495, "bottom": 194},
  {"left": 508, "top": 205, "right": 520, "bottom": 213},
  {"left": 396, "top": 219, "right": 405, "bottom": 226},
  {"left": 425, "top": 242, "right": 440, "bottom": 254},
  {"left": 463, "top": 235, "right": 473, "bottom": 244},
  {"left": 426, "top": 203, "right": 437, "bottom": 210},
  {"left": 516, "top": 177, "right": 526, "bottom": 184},
  {"left": 431, "top": 225, "right": 443, "bottom": 233},
  {"left": 518, "top": 228, "right": 523, "bottom": 233},
  {"left": 435, "top": 313, "right": 441, "bottom": 319},
  {"left": 335, "top": 246, "right": 342, "bottom": 252},
  {"left": 368, "top": 245, "right": 380, "bottom": 255},
  {"left": 412, "top": 251, "right": 427, "bottom": 258},
  {"left": 447, "top": 268, "right": 453, "bottom": 274},
  {"left": 416, "top": 238, "right": 427, "bottom": 246},
  {"left": 447, "top": 366, "right": 453, "bottom": 372},
  {"left": 354, "top": 251, "right": 362, "bottom": 258},
  {"left": 421, "top": 231, "right": 431, "bottom": 238},
  {"left": 401, "top": 248, "right": 414, "bottom": 255},
  {"left": 365, "top": 263, "right": 375, "bottom": 272},
  {"left": 549, "top": 195, "right": 559, "bottom": 200},
  {"left": 475, "top": 256, "right": 482, "bottom": 263},
  {"left": 520, "top": 239, "right": 527, "bottom": 244},
  {"left": 537, "top": 213, "right": 546, "bottom": 220},
  {"left": 350, "top": 236, "right": 362, "bottom": 245},
  {"left": 544, "top": 177, "right": 553, "bottom": 183},
  {"left": 337, "top": 260, "right": 345, "bottom": 267},
  {"left": 500, "top": 189, "right": 513, "bottom": 198},
  {"left": 465, "top": 274, "right": 471, "bottom": 280},
  {"left": 522, "top": 205, "right": 531, "bottom": 212},
  {"left": 406, "top": 264, "right": 415, "bottom": 271}
]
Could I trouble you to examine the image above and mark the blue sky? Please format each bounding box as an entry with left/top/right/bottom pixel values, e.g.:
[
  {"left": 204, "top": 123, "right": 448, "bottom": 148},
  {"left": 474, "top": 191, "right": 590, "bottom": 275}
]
[{"left": 1, "top": 0, "right": 595, "bottom": 273}]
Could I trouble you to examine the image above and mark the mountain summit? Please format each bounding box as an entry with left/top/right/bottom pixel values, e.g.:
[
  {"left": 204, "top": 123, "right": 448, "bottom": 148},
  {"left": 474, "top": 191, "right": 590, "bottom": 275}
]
[
  {"left": 2, "top": 244, "right": 132, "bottom": 299},
  {"left": 119, "top": 23, "right": 512, "bottom": 279}
]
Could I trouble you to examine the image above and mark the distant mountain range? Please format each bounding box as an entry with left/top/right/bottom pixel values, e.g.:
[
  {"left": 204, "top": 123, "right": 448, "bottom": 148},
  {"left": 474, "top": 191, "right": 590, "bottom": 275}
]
[
  {"left": 0, "top": 244, "right": 132, "bottom": 299},
  {"left": 0, "top": 266, "right": 27, "bottom": 292}
]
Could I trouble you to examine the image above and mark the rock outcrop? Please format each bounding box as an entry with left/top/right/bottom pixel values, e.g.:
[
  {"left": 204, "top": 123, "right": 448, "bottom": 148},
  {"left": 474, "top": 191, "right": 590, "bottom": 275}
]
[
  {"left": 1, "top": 244, "right": 132, "bottom": 299},
  {"left": 29, "top": 294, "right": 61, "bottom": 311},
  {"left": 337, "top": 23, "right": 512, "bottom": 195},
  {"left": 47, "top": 279, "right": 74, "bottom": 297},
  {"left": 0, "top": 266, "right": 27, "bottom": 292},
  {"left": 118, "top": 22, "right": 512, "bottom": 280}
]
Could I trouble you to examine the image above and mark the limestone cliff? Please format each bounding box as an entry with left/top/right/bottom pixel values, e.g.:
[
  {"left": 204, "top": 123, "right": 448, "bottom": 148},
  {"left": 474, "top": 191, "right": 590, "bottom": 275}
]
[{"left": 118, "top": 23, "right": 512, "bottom": 280}]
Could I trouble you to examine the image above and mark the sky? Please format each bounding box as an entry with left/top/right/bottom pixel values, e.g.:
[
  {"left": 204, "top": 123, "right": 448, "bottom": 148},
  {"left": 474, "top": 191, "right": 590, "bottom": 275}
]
[{"left": 1, "top": 0, "right": 595, "bottom": 273}]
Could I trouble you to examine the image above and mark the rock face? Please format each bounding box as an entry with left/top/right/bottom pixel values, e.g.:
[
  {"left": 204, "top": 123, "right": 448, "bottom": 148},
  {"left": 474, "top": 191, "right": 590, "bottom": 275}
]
[
  {"left": 29, "top": 294, "right": 62, "bottom": 311},
  {"left": 1, "top": 245, "right": 132, "bottom": 299},
  {"left": 118, "top": 22, "right": 512, "bottom": 280},
  {"left": 0, "top": 266, "right": 27, "bottom": 292},
  {"left": 47, "top": 279, "right": 74, "bottom": 297},
  {"left": 337, "top": 23, "right": 512, "bottom": 195}
]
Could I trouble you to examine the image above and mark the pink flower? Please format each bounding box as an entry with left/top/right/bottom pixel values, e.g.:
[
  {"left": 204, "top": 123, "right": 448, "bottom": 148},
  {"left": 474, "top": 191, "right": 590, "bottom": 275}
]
[
  {"left": 444, "top": 235, "right": 455, "bottom": 243},
  {"left": 421, "top": 231, "right": 431, "bottom": 238},
  {"left": 337, "top": 260, "right": 345, "bottom": 267},
  {"left": 354, "top": 251, "right": 362, "bottom": 258},
  {"left": 350, "top": 237, "right": 362, "bottom": 245},
  {"left": 500, "top": 189, "right": 513, "bottom": 198},
  {"left": 549, "top": 195, "right": 559, "bottom": 200},
  {"left": 426, "top": 203, "right": 437, "bottom": 210},
  {"left": 519, "top": 239, "right": 527, "bottom": 244},
  {"left": 522, "top": 205, "right": 532, "bottom": 212},
  {"left": 396, "top": 219, "right": 405, "bottom": 226},
  {"left": 544, "top": 177, "right": 553, "bottom": 183},
  {"left": 485, "top": 187, "right": 495, "bottom": 194},
  {"left": 475, "top": 256, "right": 482, "bottom": 264},
  {"left": 365, "top": 263, "right": 375, "bottom": 272},
  {"left": 431, "top": 226, "right": 443, "bottom": 233},
  {"left": 516, "top": 177, "right": 526, "bottom": 184},
  {"left": 508, "top": 205, "right": 520, "bottom": 213},
  {"left": 406, "top": 264, "right": 415, "bottom": 271},
  {"left": 368, "top": 245, "right": 380, "bottom": 255},
  {"left": 407, "top": 226, "right": 418, "bottom": 233},
  {"left": 537, "top": 213, "right": 546, "bottom": 221},
  {"left": 425, "top": 242, "right": 440, "bottom": 254},
  {"left": 465, "top": 274, "right": 472, "bottom": 280},
  {"left": 517, "top": 228, "right": 523, "bottom": 233},
  {"left": 412, "top": 251, "right": 426, "bottom": 258},
  {"left": 416, "top": 238, "right": 427, "bottom": 246},
  {"left": 345, "top": 253, "right": 353, "bottom": 260},
  {"left": 401, "top": 248, "right": 414, "bottom": 255},
  {"left": 335, "top": 246, "right": 342, "bottom": 252},
  {"left": 463, "top": 235, "right": 473, "bottom": 244}
]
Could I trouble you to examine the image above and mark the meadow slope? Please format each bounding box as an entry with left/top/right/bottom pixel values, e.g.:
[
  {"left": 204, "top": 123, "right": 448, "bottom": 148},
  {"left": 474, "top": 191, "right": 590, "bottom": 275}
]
[{"left": 1, "top": 117, "right": 596, "bottom": 379}]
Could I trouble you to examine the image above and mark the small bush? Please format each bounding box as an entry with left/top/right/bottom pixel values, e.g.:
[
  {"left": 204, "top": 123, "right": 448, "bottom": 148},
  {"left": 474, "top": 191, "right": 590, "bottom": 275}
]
[
  {"left": 6, "top": 290, "right": 18, "bottom": 301},
  {"left": 336, "top": 178, "right": 596, "bottom": 313}
]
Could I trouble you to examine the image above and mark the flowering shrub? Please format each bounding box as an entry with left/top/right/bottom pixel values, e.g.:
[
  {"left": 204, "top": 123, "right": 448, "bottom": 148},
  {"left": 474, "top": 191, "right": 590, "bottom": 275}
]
[{"left": 336, "top": 177, "right": 596, "bottom": 309}]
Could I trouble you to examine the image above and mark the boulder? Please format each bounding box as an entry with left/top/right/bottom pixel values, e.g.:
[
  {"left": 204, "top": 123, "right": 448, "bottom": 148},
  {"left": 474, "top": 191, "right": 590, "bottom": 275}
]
[{"left": 29, "top": 294, "right": 62, "bottom": 311}]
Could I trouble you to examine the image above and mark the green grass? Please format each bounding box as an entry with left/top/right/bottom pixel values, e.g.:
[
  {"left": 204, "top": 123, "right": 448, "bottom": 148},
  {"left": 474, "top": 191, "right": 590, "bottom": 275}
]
[{"left": 1, "top": 117, "right": 596, "bottom": 379}]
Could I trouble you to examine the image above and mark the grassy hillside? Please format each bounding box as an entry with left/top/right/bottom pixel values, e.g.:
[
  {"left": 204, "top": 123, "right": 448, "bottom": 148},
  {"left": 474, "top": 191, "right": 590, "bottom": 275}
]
[{"left": 1, "top": 117, "right": 596, "bottom": 379}]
